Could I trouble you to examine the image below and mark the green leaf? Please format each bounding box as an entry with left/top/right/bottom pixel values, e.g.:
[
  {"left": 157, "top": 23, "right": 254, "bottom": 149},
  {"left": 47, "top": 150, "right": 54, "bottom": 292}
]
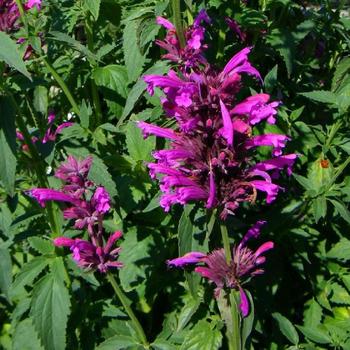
[
  {"left": 266, "top": 28, "right": 295, "bottom": 76},
  {"left": 12, "top": 257, "right": 50, "bottom": 295},
  {"left": 327, "top": 238, "right": 350, "bottom": 261},
  {"left": 0, "top": 97, "right": 17, "bottom": 196},
  {"left": 118, "top": 229, "right": 155, "bottom": 292},
  {"left": 304, "top": 299, "right": 323, "bottom": 328},
  {"left": 33, "top": 86, "right": 48, "bottom": 115},
  {"left": 123, "top": 20, "right": 146, "bottom": 82},
  {"left": 241, "top": 290, "right": 255, "bottom": 348},
  {"left": 176, "top": 297, "right": 200, "bottom": 332},
  {"left": 313, "top": 196, "right": 327, "bottom": 223},
  {"left": 12, "top": 318, "right": 44, "bottom": 350},
  {"left": 30, "top": 273, "right": 71, "bottom": 350},
  {"left": 329, "top": 199, "right": 350, "bottom": 224},
  {"left": 264, "top": 65, "right": 278, "bottom": 93},
  {"left": 28, "top": 237, "right": 55, "bottom": 255},
  {"left": 272, "top": 313, "right": 299, "bottom": 345},
  {"left": 0, "top": 31, "right": 31, "bottom": 79},
  {"left": 296, "top": 325, "right": 332, "bottom": 344},
  {"left": 79, "top": 100, "right": 92, "bottom": 129},
  {"left": 84, "top": 0, "right": 101, "bottom": 20},
  {"left": 125, "top": 120, "right": 155, "bottom": 162},
  {"left": 0, "top": 247, "right": 12, "bottom": 300},
  {"left": 179, "top": 320, "right": 222, "bottom": 350},
  {"left": 293, "top": 174, "right": 313, "bottom": 191},
  {"left": 93, "top": 65, "right": 128, "bottom": 98},
  {"left": 299, "top": 91, "right": 337, "bottom": 105},
  {"left": 151, "top": 338, "right": 178, "bottom": 350},
  {"left": 96, "top": 335, "right": 138, "bottom": 350},
  {"left": 293, "top": 20, "right": 315, "bottom": 41},
  {"left": 88, "top": 155, "right": 118, "bottom": 198},
  {"left": 332, "top": 57, "right": 350, "bottom": 92},
  {"left": 330, "top": 283, "right": 350, "bottom": 305},
  {"left": 49, "top": 31, "right": 98, "bottom": 62}
]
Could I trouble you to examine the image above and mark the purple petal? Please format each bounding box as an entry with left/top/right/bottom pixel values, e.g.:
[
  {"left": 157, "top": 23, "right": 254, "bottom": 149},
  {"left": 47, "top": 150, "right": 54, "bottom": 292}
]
[
  {"left": 219, "top": 99, "right": 234, "bottom": 146},
  {"left": 222, "top": 47, "right": 251, "bottom": 76},
  {"left": 206, "top": 170, "right": 216, "bottom": 208},
  {"left": 240, "top": 220, "right": 267, "bottom": 247},
  {"left": 28, "top": 188, "right": 78, "bottom": 207},
  {"left": 239, "top": 287, "right": 250, "bottom": 317},
  {"left": 137, "top": 121, "right": 178, "bottom": 140},
  {"left": 193, "top": 9, "right": 211, "bottom": 26},
  {"left": 254, "top": 241, "right": 274, "bottom": 258},
  {"left": 54, "top": 237, "right": 75, "bottom": 247},
  {"left": 156, "top": 16, "right": 175, "bottom": 30},
  {"left": 167, "top": 252, "right": 206, "bottom": 267},
  {"left": 250, "top": 180, "right": 282, "bottom": 203}
]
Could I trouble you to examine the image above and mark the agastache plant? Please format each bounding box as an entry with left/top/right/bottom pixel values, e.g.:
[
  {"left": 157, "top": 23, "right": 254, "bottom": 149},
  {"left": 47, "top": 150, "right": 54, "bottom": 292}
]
[
  {"left": 138, "top": 11, "right": 297, "bottom": 219},
  {"left": 28, "top": 155, "right": 122, "bottom": 273},
  {"left": 168, "top": 221, "right": 273, "bottom": 317}
]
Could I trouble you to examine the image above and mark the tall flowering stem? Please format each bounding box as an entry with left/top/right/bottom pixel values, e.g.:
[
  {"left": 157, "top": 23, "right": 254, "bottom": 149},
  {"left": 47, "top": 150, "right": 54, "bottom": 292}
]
[
  {"left": 171, "top": 0, "right": 185, "bottom": 48},
  {"left": 107, "top": 273, "right": 149, "bottom": 348}
]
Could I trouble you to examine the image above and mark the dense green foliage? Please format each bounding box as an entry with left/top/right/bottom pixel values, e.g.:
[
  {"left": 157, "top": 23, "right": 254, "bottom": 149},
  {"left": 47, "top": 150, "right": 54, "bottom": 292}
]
[{"left": 0, "top": 0, "right": 350, "bottom": 349}]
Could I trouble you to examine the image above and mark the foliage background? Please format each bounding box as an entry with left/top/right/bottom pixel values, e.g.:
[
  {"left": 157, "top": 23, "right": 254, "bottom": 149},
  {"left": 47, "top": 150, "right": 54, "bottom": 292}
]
[{"left": 0, "top": 0, "right": 350, "bottom": 349}]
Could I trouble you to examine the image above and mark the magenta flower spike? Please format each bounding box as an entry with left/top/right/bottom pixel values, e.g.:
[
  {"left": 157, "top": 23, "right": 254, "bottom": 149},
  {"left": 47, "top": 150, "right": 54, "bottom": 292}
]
[
  {"left": 168, "top": 221, "right": 273, "bottom": 316},
  {"left": 54, "top": 231, "right": 123, "bottom": 273}
]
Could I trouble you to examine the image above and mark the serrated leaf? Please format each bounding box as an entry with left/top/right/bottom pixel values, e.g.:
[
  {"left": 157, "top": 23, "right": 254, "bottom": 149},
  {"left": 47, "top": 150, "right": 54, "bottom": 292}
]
[
  {"left": 49, "top": 31, "right": 98, "bottom": 62},
  {"left": 123, "top": 20, "right": 146, "bottom": 82},
  {"left": 30, "top": 273, "right": 71, "bottom": 350},
  {"left": 332, "top": 57, "right": 350, "bottom": 92},
  {"left": 12, "top": 256, "right": 49, "bottom": 294},
  {"left": 28, "top": 237, "right": 55, "bottom": 255},
  {"left": 327, "top": 238, "right": 350, "bottom": 261},
  {"left": 118, "top": 229, "right": 155, "bottom": 292},
  {"left": 264, "top": 65, "right": 278, "bottom": 93},
  {"left": 179, "top": 320, "right": 222, "bottom": 350},
  {"left": 33, "top": 86, "right": 48, "bottom": 115},
  {"left": 266, "top": 28, "right": 295, "bottom": 76},
  {"left": 88, "top": 155, "right": 118, "bottom": 198},
  {"left": 313, "top": 196, "right": 327, "bottom": 223},
  {"left": 151, "top": 339, "right": 178, "bottom": 350},
  {"left": 93, "top": 65, "right": 128, "bottom": 98},
  {"left": 330, "top": 283, "right": 350, "bottom": 305},
  {"left": 95, "top": 335, "right": 138, "bottom": 350},
  {"left": 0, "top": 31, "right": 31, "bottom": 79},
  {"left": 299, "top": 91, "right": 337, "bottom": 105},
  {"left": 329, "top": 199, "right": 350, "bottom": 224},
  {"left": 272, "top": 313, "right": 299, "bottom": 345},
  {"left": 125, "top": 120, "right": 155, "bottom": 162},
  {"left": 304, "top": 299, "right": 323, "bottom": 328},
  {"left": 176, "top": 297, "right": 200, "bottom": 332},
  {"left": 0, "top": 247, "right": 12, "bottom": 300},
  {"left": 84, "top": 0, "right": 101, "bottom": 20},
  {"left": 13, "top": 318, "right": 44, "bottom": 350},
  {"left": 296, "top": 325, "right": 332, "bottom": 344},
  {"left": 293, "top": 174, "right": 313, "bottom": 191}
]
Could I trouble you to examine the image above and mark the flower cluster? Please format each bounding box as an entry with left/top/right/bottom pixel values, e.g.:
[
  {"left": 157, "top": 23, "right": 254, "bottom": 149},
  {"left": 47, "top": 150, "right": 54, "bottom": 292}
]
[
  {"left": 156, "top": 9, "right": 211, "bottom": 71},
  {"left": 139, "top": 11, "right": 297, "bottom": 219},
  {"left": 168, "top": 221, "right": 273, "bottom": 316},
  {"left": 28, "top": 156, "right": 123, "bottom": 273},
  {"left": 0, "top": 0, "right": 41, "bottom": 32},
  {"left": 17, "top": 112, "right": 73, "bottom": 152}
]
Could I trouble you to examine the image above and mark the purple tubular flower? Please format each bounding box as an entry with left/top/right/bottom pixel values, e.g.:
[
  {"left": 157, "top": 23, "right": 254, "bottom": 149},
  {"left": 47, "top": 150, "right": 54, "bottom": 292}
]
[
  {"left": 54, "top": 233, "right": 123, "bottom": 273},
  {"left": 28, "top": 188, "right": 78, "bottom": 207},
  {"left": 169, "top": 222, "right": 274, "bottom": 316},
  {"left": 167, "top": 252, "right": 206, "bottom": 267},
  {"left": 156, "top": 16, "right": 175, "bottom": 30},
  {"left": 137, "top": 121, "right": 178, "bottom": 140},
  {"left": 226, "top": 17, "right": 246, "bottom": 42},
  {"left": 55, "top": 155, "right": 93, "bottom": 184},
  {"left": 140, "top": 11, "right": 295, "bottom": 218},
  {"left": 92, "top": 187, "right": 110, "bottom": 214}
]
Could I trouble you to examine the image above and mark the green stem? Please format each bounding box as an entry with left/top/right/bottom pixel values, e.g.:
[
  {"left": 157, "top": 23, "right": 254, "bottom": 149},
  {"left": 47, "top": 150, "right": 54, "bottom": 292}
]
[
  {"left": 14, "top": 0, "right": 28, "bottom": 33},
  {"left": 9, "top": 94, "right": 60, "bottom": 236},
  {"left": 216, "top": 29, "right": 226, "bottom": 61},
  {"left": 107, "top": 273, "right": 149, "bottom": 348},
  {"left": 85, "top": 15, "right": 102, "bottom": 127},
  {"left": 220, "top": 222, "right": 232, "bottom": 263},
  {"left": 220, "top": 223, "right": 241, "bottom": 350},
  {"left": 42, "top": 58, "right": 80, "bottom": 116},
  {"left": 171, "top": 0, "right": 186, "bottom": 49}
]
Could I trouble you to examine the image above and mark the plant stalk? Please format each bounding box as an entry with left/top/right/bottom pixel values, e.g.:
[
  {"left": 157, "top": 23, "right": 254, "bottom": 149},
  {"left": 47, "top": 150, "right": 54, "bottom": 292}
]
[
  {"left": 220, "top": 222, "right": 241, "bottom": 350},
  {"left": 85, "top": 15, "right": 102, "bottom": 127},
  {"left": 171, "top": 0, "right": 186, "bottom": 49},
  {"left": 42, "top": 58, "right": 80, "bottom": 116},
  {"left": 107, "top": 273, "right": 149, "bottom": 348},
  {"left": 14, "top": 0, "right": 28, "bottom": 33}
]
